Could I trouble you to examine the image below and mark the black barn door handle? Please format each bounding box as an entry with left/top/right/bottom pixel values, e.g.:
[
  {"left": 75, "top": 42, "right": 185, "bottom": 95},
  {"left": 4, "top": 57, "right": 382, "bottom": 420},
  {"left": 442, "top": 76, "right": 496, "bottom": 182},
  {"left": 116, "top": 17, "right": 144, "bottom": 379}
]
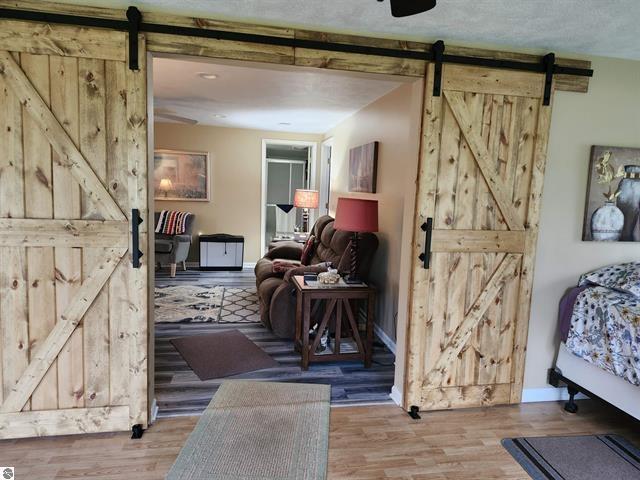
[
  {"left": 132, "top": 208, "right": 143, "bottom": 268},
  {"left": 418, "top": 217, "right": 433, "bottom": 269}
]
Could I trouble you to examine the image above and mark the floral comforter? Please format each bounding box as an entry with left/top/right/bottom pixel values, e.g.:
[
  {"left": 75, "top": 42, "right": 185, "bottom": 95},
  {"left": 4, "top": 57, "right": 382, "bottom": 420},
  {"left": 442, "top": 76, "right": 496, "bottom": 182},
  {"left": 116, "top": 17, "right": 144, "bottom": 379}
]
[{"left": 565, "top": 285, "right": 640, "bottom": 386}]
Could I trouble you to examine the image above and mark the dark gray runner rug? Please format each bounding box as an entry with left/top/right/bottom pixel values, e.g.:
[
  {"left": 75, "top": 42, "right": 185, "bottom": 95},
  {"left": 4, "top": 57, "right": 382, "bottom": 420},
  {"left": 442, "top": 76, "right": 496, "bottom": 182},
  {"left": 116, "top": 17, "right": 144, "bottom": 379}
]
[
  {"left": 166, "top": 381, "right": 330, "bottom": 480},
  {"left": 502, "top": 434, "right": 640, "bottom": 480},
  {"left": 170, "top": 330, "right": 278, "bottom": 380}
]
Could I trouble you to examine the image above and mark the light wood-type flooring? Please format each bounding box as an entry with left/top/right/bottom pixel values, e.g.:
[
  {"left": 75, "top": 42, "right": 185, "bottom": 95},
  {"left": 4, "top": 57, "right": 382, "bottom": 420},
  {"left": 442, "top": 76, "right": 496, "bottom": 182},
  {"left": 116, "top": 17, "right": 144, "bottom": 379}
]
[{"left": 2, "top": 400, "right": 639, "bottom": 479}]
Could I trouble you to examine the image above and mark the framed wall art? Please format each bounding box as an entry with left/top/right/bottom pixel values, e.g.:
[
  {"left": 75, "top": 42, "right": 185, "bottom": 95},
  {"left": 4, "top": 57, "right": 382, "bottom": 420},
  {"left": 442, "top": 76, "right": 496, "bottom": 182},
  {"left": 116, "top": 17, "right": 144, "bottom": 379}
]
[
  {"left": 583, "top": 145, "right": 640, "bottom": 242},
  {"left": 154, "top": 149, "right": 210, "bottom": 201},
  {"left": 348, "top": 141, "right": 379, "bottom": 194}
]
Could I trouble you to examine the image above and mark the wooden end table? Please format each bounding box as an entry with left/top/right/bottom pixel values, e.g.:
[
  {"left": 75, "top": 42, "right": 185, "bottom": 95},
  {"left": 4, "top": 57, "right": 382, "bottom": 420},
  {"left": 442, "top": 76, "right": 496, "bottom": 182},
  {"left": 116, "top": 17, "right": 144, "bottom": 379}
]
[{"left": 292, "top": 275, "right": 376, "bottom": 370}]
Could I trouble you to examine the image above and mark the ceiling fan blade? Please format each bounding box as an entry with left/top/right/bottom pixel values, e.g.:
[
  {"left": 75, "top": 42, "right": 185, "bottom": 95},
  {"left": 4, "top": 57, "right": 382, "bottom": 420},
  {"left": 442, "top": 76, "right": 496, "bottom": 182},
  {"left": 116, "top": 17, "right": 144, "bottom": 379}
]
[
  {"left": 154, "top": 112, "right": 198, "bottom": 125},
  {"left": 390, "top": 0, "right": 437, "bottom": 17}
]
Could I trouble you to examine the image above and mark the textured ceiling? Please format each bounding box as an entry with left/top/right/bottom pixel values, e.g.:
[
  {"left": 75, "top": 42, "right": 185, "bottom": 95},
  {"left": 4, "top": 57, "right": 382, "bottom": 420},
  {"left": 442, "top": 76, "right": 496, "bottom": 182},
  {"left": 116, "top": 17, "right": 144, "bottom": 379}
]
[
  {"left": 52, "top": 0, "right": 640, "bottom": 60},
  {"left": 153, "top": 57, "right": 406, "bottom": 133}
]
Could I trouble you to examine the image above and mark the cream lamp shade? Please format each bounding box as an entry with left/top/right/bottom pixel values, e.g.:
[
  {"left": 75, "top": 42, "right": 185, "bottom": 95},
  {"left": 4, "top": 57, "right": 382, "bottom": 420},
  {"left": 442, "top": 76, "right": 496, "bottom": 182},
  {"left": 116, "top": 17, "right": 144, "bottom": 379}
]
[
  {"left": 293, "top": 189, "right": 319, "bottom": 209},
  {"left": 159, "top": 178, "right": 173, "bottom": 191}
]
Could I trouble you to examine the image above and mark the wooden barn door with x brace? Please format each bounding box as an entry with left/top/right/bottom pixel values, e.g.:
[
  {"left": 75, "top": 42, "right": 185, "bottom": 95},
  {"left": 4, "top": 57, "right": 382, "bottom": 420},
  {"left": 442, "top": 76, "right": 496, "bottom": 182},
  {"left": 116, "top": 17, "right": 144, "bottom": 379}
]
[
  {"left": 404, "top": 63, "right": 554, "bottom": 411},
  {"left": 0, "top": 22, "right": 148, "bottom": 439}
]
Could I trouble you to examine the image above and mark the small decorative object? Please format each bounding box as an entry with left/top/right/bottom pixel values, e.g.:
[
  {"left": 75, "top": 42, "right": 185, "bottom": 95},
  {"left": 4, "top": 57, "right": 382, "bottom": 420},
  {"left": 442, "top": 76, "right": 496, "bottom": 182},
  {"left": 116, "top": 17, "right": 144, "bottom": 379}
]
[
  {"left": 154, "top": 149, "right": 209, "bottom": 201},
  {"left": 303, "top": 272, "right": 318, "bottom": 285},
  {"left": 334, "top": 197, "right": 378, "bottom": 284},
  {"left": 318, "top": 270, "right": 340, "bottom": 284},
  {"left": 348, "top": 141, "right": 379, "bottom": 193},
  {"left": 583, "top": 146, "right": 640, "bottom": 242},
  {"left": 293, "top": 189, "right": 319, "bottom": 233}
]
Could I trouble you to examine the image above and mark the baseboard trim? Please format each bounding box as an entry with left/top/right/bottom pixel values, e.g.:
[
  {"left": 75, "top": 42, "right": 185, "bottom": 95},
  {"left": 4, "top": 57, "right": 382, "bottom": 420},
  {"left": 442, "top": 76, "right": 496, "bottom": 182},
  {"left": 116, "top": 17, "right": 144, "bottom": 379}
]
[
  {"left": 521, "top": 387, "right": 588, "bottom": 403},
  {"left": 389, "top": 385, "right": 403, "bottom": 406},
  {"left": 374, "top": 324, "right": 396, "bottom": 355}
]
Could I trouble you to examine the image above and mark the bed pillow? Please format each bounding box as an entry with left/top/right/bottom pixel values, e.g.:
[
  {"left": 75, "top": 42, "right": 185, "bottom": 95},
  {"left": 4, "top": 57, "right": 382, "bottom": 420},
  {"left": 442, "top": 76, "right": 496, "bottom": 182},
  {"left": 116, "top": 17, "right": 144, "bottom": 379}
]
[{"left": 578, "top": 262, "right": 640, "bottom": 298}]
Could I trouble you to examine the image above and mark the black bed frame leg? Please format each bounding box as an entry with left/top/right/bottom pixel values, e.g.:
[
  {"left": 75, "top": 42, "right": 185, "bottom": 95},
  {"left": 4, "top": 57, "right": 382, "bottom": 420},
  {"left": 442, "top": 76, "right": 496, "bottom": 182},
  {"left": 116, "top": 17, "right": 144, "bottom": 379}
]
[{"left": 564, "top": 386, "right": 579, "bottom": 414}]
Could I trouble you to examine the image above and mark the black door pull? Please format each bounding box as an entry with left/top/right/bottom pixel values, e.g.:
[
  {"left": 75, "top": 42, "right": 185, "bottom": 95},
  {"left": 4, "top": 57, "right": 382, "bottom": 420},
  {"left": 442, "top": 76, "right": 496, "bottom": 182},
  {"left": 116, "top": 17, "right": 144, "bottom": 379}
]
[
  {"left": 418, "top": 217, "right": 433, "bottom": 269},
  {"left": 132, "top": 208, "right": 143, "bottom": 268}
]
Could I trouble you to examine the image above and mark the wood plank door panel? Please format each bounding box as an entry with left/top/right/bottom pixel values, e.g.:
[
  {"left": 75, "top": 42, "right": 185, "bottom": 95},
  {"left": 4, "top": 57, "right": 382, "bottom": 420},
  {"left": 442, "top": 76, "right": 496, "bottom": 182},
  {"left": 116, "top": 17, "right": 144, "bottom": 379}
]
[
  {"left": 0, "top": 28, "right": 148, "bottom": 439},
  {"left": 405, "top": 64, "right": 553, "bottom": 411}
]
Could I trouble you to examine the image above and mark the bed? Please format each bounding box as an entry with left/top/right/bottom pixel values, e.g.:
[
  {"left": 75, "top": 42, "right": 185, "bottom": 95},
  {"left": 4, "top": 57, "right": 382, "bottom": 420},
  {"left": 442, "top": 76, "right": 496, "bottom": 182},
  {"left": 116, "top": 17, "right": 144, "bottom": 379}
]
[{"left": 549, "top": 262, "right": 640, "bottom": 420}]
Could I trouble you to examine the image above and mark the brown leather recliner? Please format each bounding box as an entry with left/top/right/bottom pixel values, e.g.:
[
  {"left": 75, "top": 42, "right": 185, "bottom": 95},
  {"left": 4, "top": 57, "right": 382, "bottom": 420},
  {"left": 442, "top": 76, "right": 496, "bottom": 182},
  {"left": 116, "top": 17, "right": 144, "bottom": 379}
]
[{"left": 255, "top": 215, "right": 378, "bottom": 339}]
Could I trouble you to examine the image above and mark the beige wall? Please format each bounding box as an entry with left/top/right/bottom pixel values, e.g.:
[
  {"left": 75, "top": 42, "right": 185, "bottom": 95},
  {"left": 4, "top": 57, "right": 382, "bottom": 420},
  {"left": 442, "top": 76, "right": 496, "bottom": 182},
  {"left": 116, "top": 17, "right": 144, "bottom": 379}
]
[
  {"left": 153, "top": 123, "right": 322, "bottom": 263},
  {"left": 325, "top": 81, "right": 424, "bottom": 340},
  {"left": 524, "top": 56, "right": 640, "bottom": 388}
]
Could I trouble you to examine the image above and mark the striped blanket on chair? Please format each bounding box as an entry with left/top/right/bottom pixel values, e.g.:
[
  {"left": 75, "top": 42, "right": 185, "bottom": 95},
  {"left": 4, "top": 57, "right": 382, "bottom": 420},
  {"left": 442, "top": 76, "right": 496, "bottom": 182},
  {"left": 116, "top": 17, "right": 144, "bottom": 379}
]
[{"left": 155, "top": 210, "right": 192, "bottom": 235}]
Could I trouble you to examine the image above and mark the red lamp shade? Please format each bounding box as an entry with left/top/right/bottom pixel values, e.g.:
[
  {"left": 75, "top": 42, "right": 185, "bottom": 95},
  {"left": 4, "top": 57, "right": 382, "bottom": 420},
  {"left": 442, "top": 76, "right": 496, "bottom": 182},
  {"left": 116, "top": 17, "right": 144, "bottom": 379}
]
[
  {"left": 334, "top": 197, "right": 378, "bottom": 233},
  {"left": 293, "top": 189, "right": 319, "bottom": 209}
]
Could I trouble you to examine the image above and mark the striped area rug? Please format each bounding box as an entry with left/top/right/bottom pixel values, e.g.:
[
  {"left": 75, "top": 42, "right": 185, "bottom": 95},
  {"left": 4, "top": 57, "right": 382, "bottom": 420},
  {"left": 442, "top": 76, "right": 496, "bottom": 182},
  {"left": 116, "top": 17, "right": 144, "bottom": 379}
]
[
  {"left": 502, "top": 434, "right": 640, "bottom": 479},
  {"left": 166, "top": 381, "right": 330, "bottom": 480}
]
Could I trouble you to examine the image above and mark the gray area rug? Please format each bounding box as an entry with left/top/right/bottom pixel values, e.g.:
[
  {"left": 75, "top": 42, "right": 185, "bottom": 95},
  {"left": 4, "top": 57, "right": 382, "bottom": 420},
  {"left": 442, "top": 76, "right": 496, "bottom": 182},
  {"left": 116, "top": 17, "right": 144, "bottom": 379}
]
[
  {"left": 155, "top": 284, "right": 223, "bottom": 323},
  {"left": 219, "top": 287, "right": 261, "bottom": 323},
  {"left": 166, "top": 380, "right": 330, "bottom": 480},
  {"left": 502, "top": 434, "right": 640, "bottom": 479},
  {"left": 170, "top": 330, "right": 278, "bottom": 380}
]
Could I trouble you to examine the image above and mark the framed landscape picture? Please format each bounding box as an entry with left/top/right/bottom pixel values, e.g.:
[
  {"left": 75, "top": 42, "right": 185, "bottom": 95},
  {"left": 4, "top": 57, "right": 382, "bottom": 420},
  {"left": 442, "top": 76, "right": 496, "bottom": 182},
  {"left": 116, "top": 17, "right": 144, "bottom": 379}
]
[
  {"left": 348, "top": 141, "right": 379, "bottom": 193},
  {"left": 583, "top": 145, "right": 640, "bottom": 242},
  {"left": 154, "top": 150, "right": 210, "bottom": 201}
]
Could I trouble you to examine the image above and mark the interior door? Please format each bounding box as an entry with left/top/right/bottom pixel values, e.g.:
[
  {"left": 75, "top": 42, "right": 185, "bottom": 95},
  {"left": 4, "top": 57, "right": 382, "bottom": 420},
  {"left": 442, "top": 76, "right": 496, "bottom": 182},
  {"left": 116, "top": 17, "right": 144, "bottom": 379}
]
[
  {"left": 404, "top": 63, "right": 554, "bottom": 411},
  {"left": 0, "top": 24, "right": 148, "bottom": 439}
]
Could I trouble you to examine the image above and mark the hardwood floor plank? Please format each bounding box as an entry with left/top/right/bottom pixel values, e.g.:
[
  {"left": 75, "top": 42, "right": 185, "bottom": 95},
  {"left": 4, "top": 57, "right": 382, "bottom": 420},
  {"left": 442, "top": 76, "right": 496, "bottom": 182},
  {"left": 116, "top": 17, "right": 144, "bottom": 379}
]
[{"left": 1, "top": 401, "right": 638, "bottom": 479}]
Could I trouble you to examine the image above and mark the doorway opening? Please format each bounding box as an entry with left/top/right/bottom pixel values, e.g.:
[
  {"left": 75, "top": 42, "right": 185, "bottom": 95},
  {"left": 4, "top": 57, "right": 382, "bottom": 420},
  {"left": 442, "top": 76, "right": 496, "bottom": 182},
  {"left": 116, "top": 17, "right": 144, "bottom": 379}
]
[
  {"left": 149, "top": 53, "right": 416, "bottom": 418},
  {"left": 261, "top": 139, "right": 317, "bottom": 253}
]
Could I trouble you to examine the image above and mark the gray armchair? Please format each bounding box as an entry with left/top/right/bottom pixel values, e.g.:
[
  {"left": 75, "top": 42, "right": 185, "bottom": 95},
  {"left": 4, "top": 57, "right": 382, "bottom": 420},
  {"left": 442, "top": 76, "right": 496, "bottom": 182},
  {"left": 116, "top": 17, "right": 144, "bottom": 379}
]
[{"left": 154, "top": 212, "right": 195, "bottom": 277}]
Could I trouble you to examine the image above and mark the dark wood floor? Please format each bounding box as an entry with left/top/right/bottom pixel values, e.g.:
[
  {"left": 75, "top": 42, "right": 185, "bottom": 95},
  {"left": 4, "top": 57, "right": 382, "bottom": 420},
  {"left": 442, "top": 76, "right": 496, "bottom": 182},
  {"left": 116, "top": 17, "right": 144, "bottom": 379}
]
[{"left": 154, "top": 267, "right": 396, "bottom": 418}]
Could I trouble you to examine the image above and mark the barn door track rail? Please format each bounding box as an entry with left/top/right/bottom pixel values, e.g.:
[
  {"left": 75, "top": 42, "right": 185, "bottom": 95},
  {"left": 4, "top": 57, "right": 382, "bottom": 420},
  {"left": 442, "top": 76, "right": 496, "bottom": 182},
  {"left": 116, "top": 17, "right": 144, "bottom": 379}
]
[{"left": 0, "top": 5, "right": 592, "bottom": 103}]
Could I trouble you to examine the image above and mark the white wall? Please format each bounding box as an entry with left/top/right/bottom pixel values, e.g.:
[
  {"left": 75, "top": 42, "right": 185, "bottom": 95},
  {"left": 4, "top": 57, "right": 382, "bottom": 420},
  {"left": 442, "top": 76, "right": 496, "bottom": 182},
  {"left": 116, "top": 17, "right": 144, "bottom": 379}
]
[{"left": 524, "top": 56, "right": 640, "bottom": 388}]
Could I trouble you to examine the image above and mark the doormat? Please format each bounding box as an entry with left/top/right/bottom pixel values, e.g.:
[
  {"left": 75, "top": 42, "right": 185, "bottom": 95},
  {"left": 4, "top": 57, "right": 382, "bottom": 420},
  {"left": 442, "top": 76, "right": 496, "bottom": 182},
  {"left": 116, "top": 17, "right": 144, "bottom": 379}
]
[
  {"left": 170, "top": 330, "right": 278, "bottom": 380},
  {"left": 502, "top": 434, "right": 640, "bottom": 479},
  {"left": 166, "top": 380, "right": 330, "bottom": 480}
]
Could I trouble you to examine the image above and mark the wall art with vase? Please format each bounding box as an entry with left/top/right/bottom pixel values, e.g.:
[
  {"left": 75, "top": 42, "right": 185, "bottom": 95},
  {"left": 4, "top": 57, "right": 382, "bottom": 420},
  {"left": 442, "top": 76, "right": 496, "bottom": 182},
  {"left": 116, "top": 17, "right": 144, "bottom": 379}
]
[{"left": 583, "top": 145, "right": 640, "bottom": 242}]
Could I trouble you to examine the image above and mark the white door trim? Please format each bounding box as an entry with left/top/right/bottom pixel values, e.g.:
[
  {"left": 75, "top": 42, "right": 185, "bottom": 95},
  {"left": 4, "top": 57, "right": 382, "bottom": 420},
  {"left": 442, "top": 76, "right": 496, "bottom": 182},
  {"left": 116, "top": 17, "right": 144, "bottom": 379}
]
[
  {"left": 260, "top": 139, "right": 318, "bottom": 254},
  {"left": 319, "top": 137, "right": 333, "bottom": 217}
]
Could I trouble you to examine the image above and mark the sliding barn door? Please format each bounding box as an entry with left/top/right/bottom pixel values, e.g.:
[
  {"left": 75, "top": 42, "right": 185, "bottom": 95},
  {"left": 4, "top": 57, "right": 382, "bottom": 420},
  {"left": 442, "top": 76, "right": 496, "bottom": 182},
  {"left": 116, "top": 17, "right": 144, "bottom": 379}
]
[
  {"left": 0, "top": 23, "right": 148, "bottom": 439},
  {"left": 404, "top": 64, "right": 553, "bottom": 411}
]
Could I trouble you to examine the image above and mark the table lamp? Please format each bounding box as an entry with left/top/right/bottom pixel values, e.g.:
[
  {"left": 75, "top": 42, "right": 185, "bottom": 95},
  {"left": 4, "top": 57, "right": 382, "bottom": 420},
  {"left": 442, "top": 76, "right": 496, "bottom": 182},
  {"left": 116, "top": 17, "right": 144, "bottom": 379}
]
[
  {"left": 159, "top": 178, "right": 173, "bottom": 197},
  {"left": 294, "top": 189, "right": 319, "bottom": 233},
  {"left": 334, "top": 197, "right": 378, "bottom": 284}
]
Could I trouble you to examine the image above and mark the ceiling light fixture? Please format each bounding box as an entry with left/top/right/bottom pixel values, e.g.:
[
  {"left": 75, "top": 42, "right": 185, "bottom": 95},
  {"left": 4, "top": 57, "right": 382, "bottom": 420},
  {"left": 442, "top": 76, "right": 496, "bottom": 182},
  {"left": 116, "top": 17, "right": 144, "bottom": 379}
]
[
  {"left": 378, "top": 0, "right": 437, "bottom": 17},
  {"left": 198, "top": 72, "right": 219, "bottom": 80}
]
